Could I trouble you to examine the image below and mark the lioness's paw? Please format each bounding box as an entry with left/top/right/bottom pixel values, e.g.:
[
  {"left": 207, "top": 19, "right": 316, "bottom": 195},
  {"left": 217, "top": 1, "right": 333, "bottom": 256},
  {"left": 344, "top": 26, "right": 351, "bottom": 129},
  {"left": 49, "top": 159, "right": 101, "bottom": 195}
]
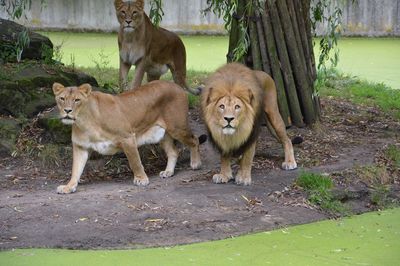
[
  {"left": 212, "top": 174, "right": 232, "bottom": 184},
  {"left": 235, "top": 174, "right": 251, "bottom": 186},
  {"left": 282, "top": 161, "right": 297, "bottom": 170},
  {"left": 160, "top": 170, "right": 174, "bottom": 178},
  {"left": 133, "top": 176, "right": 149, "bottom": 186},
  {"left": 56, "top": 185, "right": 76, "bottom": 194}
]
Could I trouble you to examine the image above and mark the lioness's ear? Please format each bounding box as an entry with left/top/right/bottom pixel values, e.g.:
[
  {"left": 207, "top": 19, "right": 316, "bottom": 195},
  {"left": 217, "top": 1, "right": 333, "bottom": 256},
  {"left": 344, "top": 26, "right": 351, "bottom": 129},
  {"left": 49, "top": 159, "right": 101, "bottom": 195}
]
[
  {"left": 114, "top": 0, "right": 124, "bottom": 9},
  {"left": 135, "top": 0, "right": 144, "bottom": 10},
  {"left": 78, "top": 84, "right": 92, "bottom": 97},
  {"left": 52, "top": 82, "right": 64, "bottom": 96}
]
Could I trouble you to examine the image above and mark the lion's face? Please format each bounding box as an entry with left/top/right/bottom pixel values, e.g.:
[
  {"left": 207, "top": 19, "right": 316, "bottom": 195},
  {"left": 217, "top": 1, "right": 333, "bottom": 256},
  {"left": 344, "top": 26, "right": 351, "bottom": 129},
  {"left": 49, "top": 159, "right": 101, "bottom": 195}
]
[
  {"left": 114, "top": 0, "right": 145, "bottom": 32},
  {"left": 52, "top": 83, "right": 92, "bottom": 125},
  {"left": 212, "top": 96, "right": 246, "bottom": 136}
]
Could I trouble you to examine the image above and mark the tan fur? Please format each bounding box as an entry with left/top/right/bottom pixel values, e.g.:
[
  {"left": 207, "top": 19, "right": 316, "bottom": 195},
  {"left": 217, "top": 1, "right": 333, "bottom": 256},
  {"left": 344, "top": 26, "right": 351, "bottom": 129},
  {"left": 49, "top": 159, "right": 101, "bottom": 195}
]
[
  {"left": 201, "top": 63, "right": 297, "bottom": 185},
  {"left": 114, "top": 0, "right": 199, "bottom": 95},
  {"left": 52, "top": 81, "right": 201, "bottom": 194}
]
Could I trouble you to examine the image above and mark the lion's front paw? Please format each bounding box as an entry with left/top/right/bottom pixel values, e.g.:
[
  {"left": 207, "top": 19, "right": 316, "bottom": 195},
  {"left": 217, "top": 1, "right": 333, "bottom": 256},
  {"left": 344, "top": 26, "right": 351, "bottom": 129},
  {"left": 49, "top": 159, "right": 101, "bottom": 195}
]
[
  {"left": 282, "top": 161, "right": 297, "bottom": 170},
  {"left": 56, "top": 185, "right": 76, "bottom": 194},
  {"left": 190, "top": 160, "right": 202, "bottom": 170},
  {"left": 212, "top": 174, "right": 232, "bottom": 184},
  {"left": 133, "top": 176, "right": 149, "bottom": 186},
  {"left": 235, "top": 173, "right": 251, "bottom": 186},
  {"left": 159, "top": 170, "right": 174, "bottom": 178}
]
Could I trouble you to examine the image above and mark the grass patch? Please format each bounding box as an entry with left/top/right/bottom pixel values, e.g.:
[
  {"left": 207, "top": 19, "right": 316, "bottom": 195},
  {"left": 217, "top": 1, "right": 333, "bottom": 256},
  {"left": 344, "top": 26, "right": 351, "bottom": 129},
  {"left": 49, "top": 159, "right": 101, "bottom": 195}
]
[
  {"left": 370, "top": 185, "right": 393, "bottom": 209},
  {"left": 356, "top": 165, "right": 392, "bottom": 186},
  {"left": 318, "top": 69, "right": 400, "bottom": 119},
  {"left": 385, "top": 144, "right": 400, "bottom": 168},
  {"left": 296, "top": 172, "right": 348, "bottom": 215}
]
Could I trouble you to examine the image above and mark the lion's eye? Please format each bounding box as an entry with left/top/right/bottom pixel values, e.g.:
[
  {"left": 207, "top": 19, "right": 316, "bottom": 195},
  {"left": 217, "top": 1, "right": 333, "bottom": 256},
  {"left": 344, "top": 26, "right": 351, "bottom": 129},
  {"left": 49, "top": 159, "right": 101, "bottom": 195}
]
[
  {"left": 74, "top": 99, "right": 81, "bottom": 103},
  {"left": 132, "top": 11, "right": 138, "bottom": 16},
  {"left": 219, "top": 104, "right": 225, "bottom": 110},
  {"left": 235, "top": 105, "right": 241, "bottom": 110},
  {"left": 121, "top": 10, "right": 126, "bottom": 16},
  {"left": 60, "top": 97, "right": 65, "bottom": 101}
]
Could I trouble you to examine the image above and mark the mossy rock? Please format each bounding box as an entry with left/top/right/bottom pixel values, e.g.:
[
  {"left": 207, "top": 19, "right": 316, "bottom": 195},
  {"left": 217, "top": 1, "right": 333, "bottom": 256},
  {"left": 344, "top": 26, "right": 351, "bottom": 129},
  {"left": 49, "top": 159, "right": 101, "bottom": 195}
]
[
  {"left": 37, "top": 109, "right": 71, "bottom": 145},
  {"left": 0, "top": 118, "right": 21, "bottom": 156},
  {"left": 0, "top": 18, "right": 53, "bottom": 62},
  {"left": 0, "top": 61, "right": 98, "bottom": 117}
]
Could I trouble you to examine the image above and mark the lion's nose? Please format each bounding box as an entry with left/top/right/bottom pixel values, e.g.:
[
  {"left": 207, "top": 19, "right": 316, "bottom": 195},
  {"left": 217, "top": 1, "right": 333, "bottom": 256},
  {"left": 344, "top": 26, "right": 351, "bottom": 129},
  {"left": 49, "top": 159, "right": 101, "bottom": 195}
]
[
  {"left": 224, "top": 117, "right": 234, "bottom": 123},
  {"left": 125, "top": 20, "right": 132, "bottom": 25},
  {"left": 64, "top": 108, "right": 72, "bottom": 114}
]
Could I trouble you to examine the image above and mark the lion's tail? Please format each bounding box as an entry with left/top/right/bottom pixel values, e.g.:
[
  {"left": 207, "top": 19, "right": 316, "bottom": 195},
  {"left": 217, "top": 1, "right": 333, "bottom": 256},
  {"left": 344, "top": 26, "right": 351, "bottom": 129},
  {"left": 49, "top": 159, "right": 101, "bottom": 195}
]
[
  {"left": 198, "top": 134, "right": 207, "bottom": 145},
  {"left": 265, "top": 120, "right": 304, "bottom": 145}
]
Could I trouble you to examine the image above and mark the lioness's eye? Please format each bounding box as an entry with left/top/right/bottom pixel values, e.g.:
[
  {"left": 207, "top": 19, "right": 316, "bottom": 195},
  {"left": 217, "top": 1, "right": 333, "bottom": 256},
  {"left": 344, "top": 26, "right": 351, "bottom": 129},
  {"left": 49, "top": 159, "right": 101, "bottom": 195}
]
[
  {"left": 219, "top": 104, "right": 225, "bottom": 110},
  {"left": 74, "top": 99, "right": 81, "bottom": 103},
  {"left": 132, "top": 11, "right": 138, "bottom": 16},
  {"left": 60, "top": 97, "right": 65, "bottom": 101},
  {"left": 121, "top": 11, "right": 126, "bottom": 16},
  {"left": 235, "top": 105, "right": 241, "bottom": 110}
]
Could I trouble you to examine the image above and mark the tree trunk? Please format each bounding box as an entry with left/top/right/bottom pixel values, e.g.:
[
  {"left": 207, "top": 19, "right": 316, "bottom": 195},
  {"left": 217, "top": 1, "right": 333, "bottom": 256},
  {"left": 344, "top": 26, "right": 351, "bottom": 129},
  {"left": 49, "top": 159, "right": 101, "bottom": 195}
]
[{"left": 228, "top": 0, "right": 319, "bottom": 126}]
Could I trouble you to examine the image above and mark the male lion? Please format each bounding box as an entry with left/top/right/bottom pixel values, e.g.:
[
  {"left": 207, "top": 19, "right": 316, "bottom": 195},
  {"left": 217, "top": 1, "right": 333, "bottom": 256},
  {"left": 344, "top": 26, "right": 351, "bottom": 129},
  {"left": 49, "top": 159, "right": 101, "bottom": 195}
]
[
  {"left": 52, "top": 81, "right": 202, "bottom": 194},
  {"left": 201, "top": 63, "right": 297, "bottom": 185},
  {"left": 114, "top": 0, "right": 199, "bottom": 94}
]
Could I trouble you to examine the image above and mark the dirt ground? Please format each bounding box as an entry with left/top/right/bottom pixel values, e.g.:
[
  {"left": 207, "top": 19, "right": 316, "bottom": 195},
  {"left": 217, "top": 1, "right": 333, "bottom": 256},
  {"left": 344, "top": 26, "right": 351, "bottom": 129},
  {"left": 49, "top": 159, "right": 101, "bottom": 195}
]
[{"left": 0, "top": 98, "right": 399, "bottom": 250}]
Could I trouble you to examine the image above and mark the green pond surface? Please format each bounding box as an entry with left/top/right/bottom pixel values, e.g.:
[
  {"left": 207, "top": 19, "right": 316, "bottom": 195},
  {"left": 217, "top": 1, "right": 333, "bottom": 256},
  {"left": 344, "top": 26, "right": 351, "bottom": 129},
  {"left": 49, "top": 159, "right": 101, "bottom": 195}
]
[
  {"left": 42, "top": 32, "right": 400, "bottom": 89},
  {"left": 1, "top": 208, "right": 399, "bottom": 266}
]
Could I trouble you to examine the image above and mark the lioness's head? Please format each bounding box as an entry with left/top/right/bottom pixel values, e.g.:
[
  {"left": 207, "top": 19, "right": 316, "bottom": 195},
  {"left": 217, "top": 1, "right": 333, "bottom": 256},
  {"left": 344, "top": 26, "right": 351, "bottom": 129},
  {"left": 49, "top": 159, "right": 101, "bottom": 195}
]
[
  {"left": 52, "top": 83, "right": 92, "bottom": 125},
  {"left": 114, "top": 0, "right": 145, "bottom": 32}
]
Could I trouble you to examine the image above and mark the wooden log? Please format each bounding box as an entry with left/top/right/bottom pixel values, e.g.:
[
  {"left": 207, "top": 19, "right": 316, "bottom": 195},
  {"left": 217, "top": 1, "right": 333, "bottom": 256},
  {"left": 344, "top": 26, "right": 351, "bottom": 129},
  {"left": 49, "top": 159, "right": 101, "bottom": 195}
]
[
  {"left": 286, "top": 0, "right": 308, "bottom": 72},
  {"left": 302, "top": 0, "right": 317, "bottom": 81},
  {"left": 267, "top": 0, "right": 304, "bottom": 126},
  {"left": 294, "top": 0, "right": 314, "bottom": 84},
  {"left": 227, "top": 0, "right": 246, "bottom": 62},
  {"left": 275, "top": 0, "right": 317, "bottom": 125},
  {"left": 248, "top": 14, "right": 262, "bottom": 70},
  {"left": 255, "top": 10, "right": 271, "bottom": 75}
]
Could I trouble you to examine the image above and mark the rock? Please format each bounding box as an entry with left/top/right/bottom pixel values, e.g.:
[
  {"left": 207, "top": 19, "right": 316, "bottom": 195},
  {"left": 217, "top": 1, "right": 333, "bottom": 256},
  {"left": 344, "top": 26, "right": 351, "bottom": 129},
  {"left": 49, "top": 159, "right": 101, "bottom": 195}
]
[
  {"left": 37, "top": 109, "right": 71, "bottom": 145},
  {"left": 0, "top": 61, "right": 98, "bottom": 117},
  {"left": 0, "top": 118, "right": 21, "bottom": 156},
  {"left": 0, "top": 18, "right": 53, "bottom": 62}
]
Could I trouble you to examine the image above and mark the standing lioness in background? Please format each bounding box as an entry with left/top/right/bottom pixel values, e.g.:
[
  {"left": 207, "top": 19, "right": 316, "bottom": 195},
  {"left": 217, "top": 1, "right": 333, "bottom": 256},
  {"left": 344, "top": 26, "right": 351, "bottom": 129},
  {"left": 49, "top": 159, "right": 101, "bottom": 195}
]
[
  {"left": 114, "top": 0, "right": 199, "bottom": 94},
  {"left": 201, "top": 63, "right": 297, "bottom": 186},
  {"left": 52, "top": 81, "right": 203, "bottom": 194}
]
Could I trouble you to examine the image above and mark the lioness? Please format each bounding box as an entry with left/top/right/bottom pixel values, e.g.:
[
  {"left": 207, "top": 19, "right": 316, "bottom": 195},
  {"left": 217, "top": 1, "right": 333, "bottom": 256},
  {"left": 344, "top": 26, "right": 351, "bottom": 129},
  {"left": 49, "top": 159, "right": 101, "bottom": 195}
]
[
  {"left": 201, "top": 63, "right": 297, "bottom": 185},
  {"left": 114, "top": 0, "right": 199, "bottom": 94},
  {"left": 52, "top": 81, "right": 202, "bottom": 194}
]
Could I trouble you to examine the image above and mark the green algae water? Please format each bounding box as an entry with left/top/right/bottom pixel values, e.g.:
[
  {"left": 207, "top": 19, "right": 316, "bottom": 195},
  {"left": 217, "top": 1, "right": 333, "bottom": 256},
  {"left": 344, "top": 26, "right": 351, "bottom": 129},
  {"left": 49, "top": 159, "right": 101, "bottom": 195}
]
[
  {"left": 1, "top": 208, "right": 399, "bottom": 266},
  {"left": 41, "top": 32, "right": 400, "bottom": 89},
  {"left": 41, "top": 32, "right": 228, "bottom": 72}
]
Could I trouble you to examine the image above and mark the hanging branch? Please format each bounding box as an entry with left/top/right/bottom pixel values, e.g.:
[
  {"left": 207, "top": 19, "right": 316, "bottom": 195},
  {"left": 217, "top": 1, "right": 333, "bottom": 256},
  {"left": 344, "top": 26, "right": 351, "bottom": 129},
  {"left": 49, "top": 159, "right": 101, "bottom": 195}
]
[{"left": 149, "top": 0, "right": 164, "bottom": 27}]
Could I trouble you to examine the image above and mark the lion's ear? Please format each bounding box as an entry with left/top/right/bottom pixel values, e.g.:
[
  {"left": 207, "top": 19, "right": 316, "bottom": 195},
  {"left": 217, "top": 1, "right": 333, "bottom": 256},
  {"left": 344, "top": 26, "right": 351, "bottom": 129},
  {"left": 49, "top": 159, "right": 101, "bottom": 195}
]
[
  {"left": 135, "top": 0, "right": 144, "bottom": 10},
  {"left": 78, "top": 84, "right": 92, "bottom": 97},
  {"left": 247, "top": 89, "right": 255, "bottom": 105},
  {"left": 206, "top": 87, "right": 213, "bottom": 105},
  {"left": 52, "top": 82, "right": 65, "bottom": 96}
]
